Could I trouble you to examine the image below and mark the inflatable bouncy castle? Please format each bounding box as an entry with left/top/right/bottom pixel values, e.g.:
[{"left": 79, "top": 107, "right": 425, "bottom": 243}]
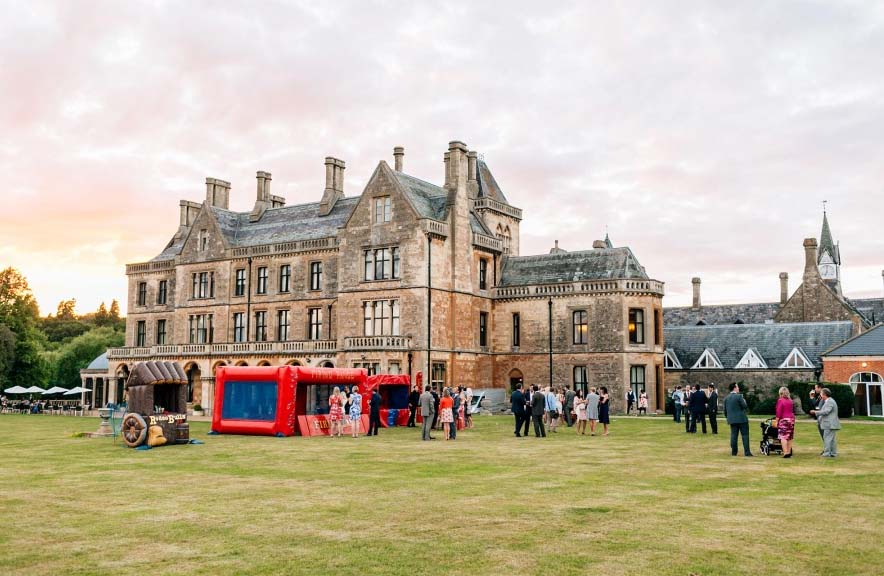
[{"left": 212, "top": 365, "right": 411, "bottom": 437}]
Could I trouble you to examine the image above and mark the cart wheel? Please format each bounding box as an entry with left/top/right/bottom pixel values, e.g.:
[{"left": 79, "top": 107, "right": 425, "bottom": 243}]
[{"left": 122, "top": 413, "right": 147, "bottom": 447}]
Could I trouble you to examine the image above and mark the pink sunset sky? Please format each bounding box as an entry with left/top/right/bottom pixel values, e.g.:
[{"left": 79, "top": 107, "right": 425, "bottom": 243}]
[{"left": 1, "top": 1, "right": 883, "bottom": 316}]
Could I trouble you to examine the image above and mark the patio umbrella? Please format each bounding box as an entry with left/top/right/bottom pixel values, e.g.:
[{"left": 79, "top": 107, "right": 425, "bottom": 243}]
[
  {"left": 24, "top": 386, "right": 46, "bottom": 394},
  {"left": 64, "top": 387, "right": 91, "bottom": 395},
  {"left": 3, "top": 386, "right": 27, "bottom": 394},
  {"left": 42, "top": 386, "right": 69, "bottom": 395}
]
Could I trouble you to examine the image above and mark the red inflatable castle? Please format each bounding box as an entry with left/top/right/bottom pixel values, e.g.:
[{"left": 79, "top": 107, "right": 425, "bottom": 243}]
[{"left": 212, "top": 365, "right": 411, "bottom": 437}]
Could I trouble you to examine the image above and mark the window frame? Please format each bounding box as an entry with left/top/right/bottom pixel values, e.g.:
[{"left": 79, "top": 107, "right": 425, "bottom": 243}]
[
  {"left": 235, "top": 268, "right": 246, "bottom": 297},
  {"left": 254, "top": 310, "right": 267, "bottom": 342},
  {"left": 157, "top": 280, "right": 167, "bottom": 305},
  {"left": 136, "top": 320, "right": 146, "bottom": 346},
  {"left": 573, "top": 310, "right": 588, "bottom": 345},
  {"left": 309, "top": 261, "right": 323, "bottom": 291},
  {"left": 479, "top": 259, "right": 488, "bottom": 290},
  {"left": 156, "top": 319, "right": 166, "bottom": 345},
  {"left": 374, "top": 196, "right": 392, "bottom": 223},
  {"left": 573, "top": 365, "right": 588, "bottom": 395},
  {"left": 277, "top": 309, "right": 290, "bottom": 341},
  {"left": 279, "top": 265, "right": 291, "bottom": 293},
  {"left": 256, "top": 267, "right": 268, "bottom": 295},
  {"left": 307, "top": 308, "right": 323, "bottom": 340},
  {"left": 512, "top": 313, "right": 520, "bottom": 348},
  {"left": 137, "top": 282, "right": 147, "bottom": 306},
  {"left": 628, "top": 308, "right": 645, "bottom": 345},
  {"left": 233, "top": 312, "right": 245, "bottom": 343},
  {"left": 479, "top": 311, "right": 488, "bottom": 347}
]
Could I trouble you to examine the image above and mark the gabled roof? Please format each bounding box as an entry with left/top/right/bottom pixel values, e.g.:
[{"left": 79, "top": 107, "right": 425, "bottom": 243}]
[
  {"left": 476, "top": 159, "right": 509, "bottom": 204},
  {"left": 664, "top": 302, "right": 780, "bottom": 326},
  {"left": 823, "top": 324, "right": 884, "bottom": 357},
  {"left": 664, "top": 321, "right": 854, "bottom": 370},
  {"left": 499, "top": 247, "right": 648, "bottom": 287}
]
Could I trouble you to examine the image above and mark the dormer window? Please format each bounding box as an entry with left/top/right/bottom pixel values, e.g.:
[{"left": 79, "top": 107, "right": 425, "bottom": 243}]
[
  {"left": 779, "top": 347, "right": 813, "bottom": 369},
  {"left": 374, "top": 196, "right": 391, "bottom": 223},
  {"left": 663, "top": 349, "right": 682, "bottom": 369},
  {"left": 735, "top": 348, "right": 768, "bottom": 369},
  {"left": 692, "top": 348, "right": 723, "bottom": 369}
]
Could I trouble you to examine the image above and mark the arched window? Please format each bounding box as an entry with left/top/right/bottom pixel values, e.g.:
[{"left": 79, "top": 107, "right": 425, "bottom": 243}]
[{"left": 849, "top": 372, "right": 883, "bottom": 384}]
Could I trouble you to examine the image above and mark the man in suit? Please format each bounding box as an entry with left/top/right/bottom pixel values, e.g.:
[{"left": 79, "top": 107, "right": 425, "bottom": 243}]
[
  {"left": 419, "top": 385, "right": 435, "bottom": 441},
  {"left": 530, "top": 385, "right": 546, "bottom": 438},
  {"left": 810, "top": 388, "right": 840, "bottom": 457},
  {"left": 811, "top": 384, "right": 825, "bottom": 440},
  {"left": 689, "top": 384, "right": 708, "bottom": 434},
  {"left": 564, "top": 386, "right": 576, "bottom": 427},
  {"left": 683, "top": 386, "right": 693, "bottom": 432},
  {"left": 724, "top": 382, "right": 752, "bottom": 456},
  {"left": 706, "top": 384, "right": 719, "bottom": 435},
  {"left": 368, "top": 387, "right": 382, "bottom": 436},
  {"left": 511, "top": 384, "right": 528, "bottom": 437},
  {"left": 626, "top": 389, "right": 636, "bottom": 416},
  {"left": 431, "top": 387, "right": 440, "bottom": 430},
  {"left": 407, "top": 384, "right": 420, "bottom": 427}
]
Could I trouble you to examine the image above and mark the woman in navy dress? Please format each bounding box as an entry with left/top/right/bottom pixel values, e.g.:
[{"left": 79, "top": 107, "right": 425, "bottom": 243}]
[{"left": 598, "top": 386, "right": 611, "bottom": 436}]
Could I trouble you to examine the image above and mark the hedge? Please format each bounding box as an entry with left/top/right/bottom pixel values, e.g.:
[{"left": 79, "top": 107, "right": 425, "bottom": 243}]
[{"left": 788, "top": 382, "right": 854, "bottom": 418}]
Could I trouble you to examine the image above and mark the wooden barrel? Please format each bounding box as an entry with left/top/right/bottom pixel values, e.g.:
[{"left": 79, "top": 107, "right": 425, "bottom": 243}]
[{"left": 175, "top": 422, "right": 190, "bottom": 444}]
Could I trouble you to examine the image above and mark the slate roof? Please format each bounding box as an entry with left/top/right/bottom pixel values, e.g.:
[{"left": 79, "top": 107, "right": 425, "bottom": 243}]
[
  {"left": 152, "top": 235, "right": 187, "bottom": 262},
  {"left": 395, "top": 172, "right": 450, "bottom": 220},
  {"left": 664, "top": 321, "right": 854, "bottom": 370},
  {"left": 476, "top": 160, "right": 509, "bottom": 204},
  {"left": 851, "top": 298, "right": 884, "bottom": 325},
  {"left": 823, "top": 324, "right": 884, "bottom": 356},
  {"left": 499, "top": 248, "right": 648, "bottom": 287},
  {"left": 664, "top": 302, "right": 781, "bottom": 326}
]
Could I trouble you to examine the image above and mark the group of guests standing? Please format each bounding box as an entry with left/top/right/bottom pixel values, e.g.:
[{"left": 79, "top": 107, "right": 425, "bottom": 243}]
[
  {"left": 671, "top": 382, "right": 842, "bottom": 458},
  {"left": 510, "top": 384, "right": 611, "bottom": 438},
  {"left": 326, "top": 385, "right": 383, "bottom": 438},
  {"left": 670, "top": 384, "right": 720, "bottom": 434},
  {"left": 413, "top": 385, "right": 473, "bottom": 441}
]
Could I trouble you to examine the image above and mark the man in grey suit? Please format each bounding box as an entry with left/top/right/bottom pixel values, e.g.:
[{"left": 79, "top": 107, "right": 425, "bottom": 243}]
[
  {"left": 810, "top": 388, "right": 840, "bottom": 457},
  {"left": 419, "top": 385, "right": 436, "bottom": 441},
  {"left": 724, "top": 382, "right": 753, "bottom": 456}
]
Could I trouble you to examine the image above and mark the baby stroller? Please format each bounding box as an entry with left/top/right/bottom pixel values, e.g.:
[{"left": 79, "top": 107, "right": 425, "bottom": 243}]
[{"left": 759, "top": 418, "right": 783, "bottom": 456}]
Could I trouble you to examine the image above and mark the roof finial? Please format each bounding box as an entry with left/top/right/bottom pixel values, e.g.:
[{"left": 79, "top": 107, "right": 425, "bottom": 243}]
[{"left": 822, "top": 199, "right": 827, "bottom": 214}]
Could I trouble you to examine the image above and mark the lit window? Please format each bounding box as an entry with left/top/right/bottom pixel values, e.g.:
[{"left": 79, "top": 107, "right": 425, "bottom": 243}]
[
  {"left": 628, "top": 309, "right": 645, "bottom": 344},
  {"left": 573, "top": 310, "right": 588, "bottom": 344}
]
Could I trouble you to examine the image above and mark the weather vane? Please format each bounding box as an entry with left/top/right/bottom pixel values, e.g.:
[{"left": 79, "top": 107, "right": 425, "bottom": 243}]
[{"left": 822, "top": 199, "right": 827, "bottom": 213}]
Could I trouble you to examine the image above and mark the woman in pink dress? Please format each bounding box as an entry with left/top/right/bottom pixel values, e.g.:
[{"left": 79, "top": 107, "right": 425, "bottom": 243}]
[
  {"left": 328, "top": 386, "right": 344, "bottom": 438},
  {"left": 775, "top": 386, "right": 795, "bottom": 458}
]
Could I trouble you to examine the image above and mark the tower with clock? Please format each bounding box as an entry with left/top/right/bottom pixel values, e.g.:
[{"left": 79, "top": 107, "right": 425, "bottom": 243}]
[{"left": 817, "top": 207, "right": 842, "bottom": 295}]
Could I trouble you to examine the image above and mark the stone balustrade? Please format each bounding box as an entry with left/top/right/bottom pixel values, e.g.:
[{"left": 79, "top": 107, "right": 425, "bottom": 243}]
[
  {"left": 107, "top": 340, "right": 338, "bottom": 359},
  {"left": 494, "top": 278, "right": 665, "bottom": 299},
  {"left": 343, "top": 336, "right": 412, "bottom": 350}
]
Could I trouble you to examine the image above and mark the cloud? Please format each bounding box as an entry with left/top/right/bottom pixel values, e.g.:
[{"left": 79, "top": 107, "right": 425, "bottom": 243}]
[{"left": 1, "top": 0, "right": 883, "bottom": 314}]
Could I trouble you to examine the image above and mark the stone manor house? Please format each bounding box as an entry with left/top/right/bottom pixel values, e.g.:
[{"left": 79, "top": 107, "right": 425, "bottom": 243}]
[{"left": 97, "top": 141, "right": 665, "bottom": 415}]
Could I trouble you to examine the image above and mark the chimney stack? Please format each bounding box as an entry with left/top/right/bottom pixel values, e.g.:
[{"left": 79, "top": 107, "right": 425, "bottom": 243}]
[
  {"left": 803, "top": 238, "right": 819, "bottom": 277},
  {"left": 779, "top": 272, "right": 789, "bottom": 305},
  {"left": 467, "top": 150, "right": 479, "bottom": 199},
  {"left": 592, "top": 240, "right": 606, "bottom": 249},
  {"left": 443, "top": 152, "right": 451, "bottom": 188},
  {"left": 319, "top": 157, "right": 345, "bottom": 216},
  {"left": 445, "top": 141, "right": 468, "bottom": 191},
  {"left": 205, "top": 177, "right": 230, "bottom": 209},
  {"left": 692, "top": 277, "right": 702, "bottom": 310},
  {"left": 393, "top": 147, "right": 404, "bottom": 172}
]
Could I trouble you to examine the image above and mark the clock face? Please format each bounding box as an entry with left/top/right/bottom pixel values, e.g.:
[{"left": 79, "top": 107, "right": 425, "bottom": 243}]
[{"left": 820, "top": 264, "right": 836, "bottom": 279}]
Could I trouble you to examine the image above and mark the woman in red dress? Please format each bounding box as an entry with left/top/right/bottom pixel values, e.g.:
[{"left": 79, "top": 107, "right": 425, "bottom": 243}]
[{"left": 329, "top": 386, "right": 344, "bottom": 438}]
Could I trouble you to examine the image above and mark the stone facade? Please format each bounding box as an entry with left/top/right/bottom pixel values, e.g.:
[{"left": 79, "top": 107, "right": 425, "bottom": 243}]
[{"left": 105, "top": 141, "right": 664, "bottom": 415}]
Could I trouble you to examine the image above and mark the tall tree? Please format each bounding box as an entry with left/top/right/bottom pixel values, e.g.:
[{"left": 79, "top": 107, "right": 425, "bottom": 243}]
[{"left": 0, "top": 268, "right": 48, "bottom": 388}]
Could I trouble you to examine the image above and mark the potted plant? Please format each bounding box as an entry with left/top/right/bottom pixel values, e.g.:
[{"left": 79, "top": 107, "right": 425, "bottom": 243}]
[{"left": 192, "top": 403, "right": 204, "bottom": 417}]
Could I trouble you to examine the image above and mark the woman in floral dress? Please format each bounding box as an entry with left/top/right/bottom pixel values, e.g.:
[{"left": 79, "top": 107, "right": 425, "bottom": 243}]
[
  {"left": 329, "top": 386, "right": 344, "bottom": 437},
  {"left": 349, "top": 385, "right": 363, "bottom": 438}
]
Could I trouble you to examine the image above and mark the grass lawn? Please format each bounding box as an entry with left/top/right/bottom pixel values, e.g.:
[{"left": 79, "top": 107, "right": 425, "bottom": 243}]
[{"left": 1, "top": 414, "right": 882, "bottom": 576}]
